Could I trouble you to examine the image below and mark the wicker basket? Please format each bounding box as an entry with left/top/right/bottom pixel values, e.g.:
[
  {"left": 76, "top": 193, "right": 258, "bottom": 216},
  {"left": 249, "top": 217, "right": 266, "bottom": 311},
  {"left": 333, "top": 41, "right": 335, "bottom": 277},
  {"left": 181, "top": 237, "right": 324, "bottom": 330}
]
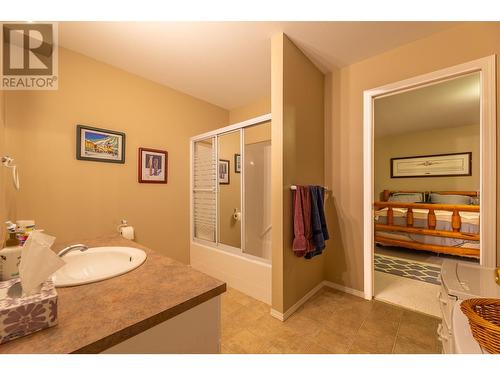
[{"left": 460, "top": 298, "right": 500, "bottom": 353}]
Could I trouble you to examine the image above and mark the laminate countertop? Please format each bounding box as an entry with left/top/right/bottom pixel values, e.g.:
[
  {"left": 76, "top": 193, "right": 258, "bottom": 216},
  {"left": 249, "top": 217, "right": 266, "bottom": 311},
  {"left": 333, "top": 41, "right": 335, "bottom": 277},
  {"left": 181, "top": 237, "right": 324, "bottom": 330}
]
[{"left": 0, "top": 235, "right": 226, "bottom": 354}]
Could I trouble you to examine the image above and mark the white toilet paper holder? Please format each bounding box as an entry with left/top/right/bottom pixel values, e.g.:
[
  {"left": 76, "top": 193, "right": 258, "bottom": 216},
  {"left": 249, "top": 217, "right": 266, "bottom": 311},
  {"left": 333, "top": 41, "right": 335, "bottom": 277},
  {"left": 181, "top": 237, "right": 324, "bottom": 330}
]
[
  {"left": 117, "top": 219, "right": 129, "bottom": 233},
  {"left": 2, "top": 156, "right": 20, "bottom": 191},
  {"left": 232, "top": 208, "right": 241, "bottom": 221}
]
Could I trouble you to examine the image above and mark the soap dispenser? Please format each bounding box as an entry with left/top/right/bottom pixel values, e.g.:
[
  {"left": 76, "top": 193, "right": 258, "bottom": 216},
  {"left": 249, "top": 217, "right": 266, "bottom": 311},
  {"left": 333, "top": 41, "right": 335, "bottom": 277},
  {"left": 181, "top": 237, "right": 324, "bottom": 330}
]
[{"left": 0, "top": 221, "right": 23, "bottom": 281}]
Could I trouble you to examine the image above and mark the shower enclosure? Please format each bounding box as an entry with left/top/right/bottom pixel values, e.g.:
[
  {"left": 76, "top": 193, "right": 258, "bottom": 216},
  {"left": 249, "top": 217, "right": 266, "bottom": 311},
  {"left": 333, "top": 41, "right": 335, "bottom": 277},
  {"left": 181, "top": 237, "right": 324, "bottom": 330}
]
[{"left": 190, "top": 114, "right": 272, "bottom": 304}]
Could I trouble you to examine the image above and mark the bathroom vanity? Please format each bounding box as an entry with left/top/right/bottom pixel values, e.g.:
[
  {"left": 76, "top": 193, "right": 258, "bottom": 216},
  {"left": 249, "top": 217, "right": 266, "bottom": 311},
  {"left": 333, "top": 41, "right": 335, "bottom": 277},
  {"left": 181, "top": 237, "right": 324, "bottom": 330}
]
[{"left": 0, "top": 235, "right": 226, "bottom": 354}]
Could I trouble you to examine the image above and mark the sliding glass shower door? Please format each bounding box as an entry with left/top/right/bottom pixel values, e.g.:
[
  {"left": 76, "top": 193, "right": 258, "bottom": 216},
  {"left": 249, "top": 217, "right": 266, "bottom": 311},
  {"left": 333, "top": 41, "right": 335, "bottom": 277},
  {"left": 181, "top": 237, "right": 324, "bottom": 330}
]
[
  {"left": 191, "top": 117, "right": 272, "bottom": 262},
  {"left": 217, "top": 131, "right": 241, "bottom": 249},
  {"left": 243, "top": 122, "right": 272, "bottom": 260},
  {"left": 192, "top": 137, "right": 217, "bottom": 243}
]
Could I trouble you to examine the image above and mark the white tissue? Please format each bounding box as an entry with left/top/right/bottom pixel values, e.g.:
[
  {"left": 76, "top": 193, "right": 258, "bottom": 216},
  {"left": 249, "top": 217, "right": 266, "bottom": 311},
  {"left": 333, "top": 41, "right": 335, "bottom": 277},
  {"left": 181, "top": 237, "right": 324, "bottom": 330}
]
[
  {"left": 120, "top": 226, "right": 135, "bottom": 240},
  {"left": 19, "top": 231, "right": 65, "bottom": 296}
]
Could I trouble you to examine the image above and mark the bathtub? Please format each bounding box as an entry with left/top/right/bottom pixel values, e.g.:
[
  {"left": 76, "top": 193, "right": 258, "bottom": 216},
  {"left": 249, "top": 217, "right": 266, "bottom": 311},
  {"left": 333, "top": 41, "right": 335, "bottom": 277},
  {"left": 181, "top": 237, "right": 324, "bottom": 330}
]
[{"left": 190, "top": 240, "right": 272, "bottom": 304}]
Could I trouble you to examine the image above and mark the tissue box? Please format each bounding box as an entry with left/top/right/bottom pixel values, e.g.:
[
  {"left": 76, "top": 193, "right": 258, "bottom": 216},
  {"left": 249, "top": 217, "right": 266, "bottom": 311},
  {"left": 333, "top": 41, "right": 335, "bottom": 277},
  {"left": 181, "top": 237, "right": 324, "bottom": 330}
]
[{"left": 0, "top": 278, "right": 58, "bottom": 344}]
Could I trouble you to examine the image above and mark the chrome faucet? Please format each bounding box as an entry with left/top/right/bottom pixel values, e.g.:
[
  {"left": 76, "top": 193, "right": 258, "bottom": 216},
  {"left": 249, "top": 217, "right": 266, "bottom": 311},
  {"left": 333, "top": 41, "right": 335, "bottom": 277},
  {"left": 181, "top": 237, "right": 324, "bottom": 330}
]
[{"left": 57, "top": 244, "right": 89, "bottom": 257}]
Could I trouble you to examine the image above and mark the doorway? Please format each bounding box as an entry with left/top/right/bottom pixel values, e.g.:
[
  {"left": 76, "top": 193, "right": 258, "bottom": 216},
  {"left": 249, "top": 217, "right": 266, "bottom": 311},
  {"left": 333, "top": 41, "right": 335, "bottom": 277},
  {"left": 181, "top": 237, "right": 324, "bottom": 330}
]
[{"left": 362, "top": 56, "right": 497, "bottom": 312}]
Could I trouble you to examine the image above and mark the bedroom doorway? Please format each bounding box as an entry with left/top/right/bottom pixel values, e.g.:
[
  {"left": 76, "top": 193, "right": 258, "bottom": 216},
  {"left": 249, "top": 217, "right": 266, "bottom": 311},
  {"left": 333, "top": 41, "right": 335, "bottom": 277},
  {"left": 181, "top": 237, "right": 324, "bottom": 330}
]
[{"left": 362, "top": 56, "right": 497, "bottom": 315}]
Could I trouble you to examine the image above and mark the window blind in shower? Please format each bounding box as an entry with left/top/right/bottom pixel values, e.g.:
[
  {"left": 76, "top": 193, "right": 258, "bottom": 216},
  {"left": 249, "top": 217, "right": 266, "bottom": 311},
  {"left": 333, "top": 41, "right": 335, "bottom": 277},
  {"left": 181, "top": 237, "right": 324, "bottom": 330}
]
[{"left": 193, "top": 138, "right": 217, "bottom": 242}]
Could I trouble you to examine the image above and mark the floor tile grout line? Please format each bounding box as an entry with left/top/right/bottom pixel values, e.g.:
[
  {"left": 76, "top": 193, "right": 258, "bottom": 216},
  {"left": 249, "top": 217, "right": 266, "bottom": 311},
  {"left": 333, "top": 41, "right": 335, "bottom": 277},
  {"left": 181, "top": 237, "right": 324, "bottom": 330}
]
[
  {"left": 391, "top": 315, "right": 403, "bottom": 354},
  {"left": 223, "top": 287, "right": 439, "bottom": 354},
  {"left": 345, "top": 302, "right": 373, "bottom": 353}
]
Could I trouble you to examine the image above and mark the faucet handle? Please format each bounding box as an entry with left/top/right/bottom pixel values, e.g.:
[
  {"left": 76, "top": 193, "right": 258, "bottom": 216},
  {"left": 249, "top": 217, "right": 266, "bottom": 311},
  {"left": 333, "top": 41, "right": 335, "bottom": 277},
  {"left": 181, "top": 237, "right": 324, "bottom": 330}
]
[{"left": 57, "top": 244, "right": 88, "bottom": 257}]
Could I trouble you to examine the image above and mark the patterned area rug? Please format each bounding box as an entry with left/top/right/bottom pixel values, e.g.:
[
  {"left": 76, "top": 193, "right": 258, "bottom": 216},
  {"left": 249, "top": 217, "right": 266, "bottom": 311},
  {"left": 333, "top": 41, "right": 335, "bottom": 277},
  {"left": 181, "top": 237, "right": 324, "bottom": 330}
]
[{"left": 374, "top": 254, "right": 441, "bottom": 285}]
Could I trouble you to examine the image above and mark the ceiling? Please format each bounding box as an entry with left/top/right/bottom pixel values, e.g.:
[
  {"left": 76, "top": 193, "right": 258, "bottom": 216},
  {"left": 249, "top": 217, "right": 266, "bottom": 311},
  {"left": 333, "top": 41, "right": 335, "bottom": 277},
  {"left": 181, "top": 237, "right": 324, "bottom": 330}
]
[
  {"left": 59, "top": 22, "right": 458, "bottom": 110},
  {"left": 374, "top": 72, "right": 480, "bottom": 138}
]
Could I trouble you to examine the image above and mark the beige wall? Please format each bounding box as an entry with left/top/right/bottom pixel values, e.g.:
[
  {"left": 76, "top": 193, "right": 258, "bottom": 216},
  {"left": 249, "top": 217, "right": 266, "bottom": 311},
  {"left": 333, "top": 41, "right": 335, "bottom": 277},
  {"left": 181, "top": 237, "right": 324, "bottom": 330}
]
[
  {"left": 245, "top": 121, "right": 271, "bottom": 144},
  {"left": 272, "top": 34, "right": 326, "bottom": 313},
  {"left": 229, "top": 96, "right": 271, "bottom": 124},
  {"left": 4, "top": 47, "right": 228, "bottom": 263},
  {"left": 326, "top": 22, "right": 500, "bottom": 292},
  {"left": 271, "top": 33, "right": 285, "bottom": 312},
  {"left": 374, "top": 124, "right": 480, "bottom": 198},
  {"left": 218, "top": 131, "right": 241, "bottom": 248}
]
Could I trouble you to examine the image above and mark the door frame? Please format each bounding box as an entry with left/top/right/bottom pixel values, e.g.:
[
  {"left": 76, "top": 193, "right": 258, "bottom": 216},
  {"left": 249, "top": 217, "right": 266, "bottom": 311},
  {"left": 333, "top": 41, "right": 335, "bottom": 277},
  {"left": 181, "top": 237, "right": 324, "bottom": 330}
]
[{"left": 362, "top": 55, "right": 497, "bottom": 300}]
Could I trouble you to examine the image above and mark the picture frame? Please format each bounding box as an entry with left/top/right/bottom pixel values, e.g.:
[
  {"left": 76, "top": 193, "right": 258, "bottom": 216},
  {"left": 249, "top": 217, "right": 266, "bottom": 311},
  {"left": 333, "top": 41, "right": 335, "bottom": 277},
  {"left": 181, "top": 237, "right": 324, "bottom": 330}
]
[
  {"left": 76, "top": 125, "right": 126, "bottom": 163},
  {"left": 219, "top": 159, "right": 230, "bottom": 184},
  {"left": 234, "top": 153, "right": 241, "bottom": 173},
  {"left": 390, "top": 152, "right": 472, "bottom": 178},
  {"left": 138, "top": 147, "right": 168, "bottom": 184}
]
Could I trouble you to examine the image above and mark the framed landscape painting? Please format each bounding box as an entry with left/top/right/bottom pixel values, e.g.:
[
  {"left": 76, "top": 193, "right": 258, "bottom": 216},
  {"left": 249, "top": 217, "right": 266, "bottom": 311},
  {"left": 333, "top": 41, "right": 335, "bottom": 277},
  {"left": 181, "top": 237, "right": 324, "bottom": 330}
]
[
  {"left": 390, "top": 152, "right": 472, "bottom": 178},
  {"left": 76, "top": 125, "right": 126, "bottom": 163},
  {"left": 138, "top": 147, "right": 168, "bottom": 183}
]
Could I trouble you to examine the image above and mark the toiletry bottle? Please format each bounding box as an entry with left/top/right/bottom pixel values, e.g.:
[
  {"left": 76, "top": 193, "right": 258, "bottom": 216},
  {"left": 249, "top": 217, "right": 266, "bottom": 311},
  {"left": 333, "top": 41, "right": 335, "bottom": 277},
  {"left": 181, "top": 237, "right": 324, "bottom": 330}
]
[
  {"left": 16, "top": 220, "right": 35, "bottom": 246},
  {"left": 0, "top": 222, "right": 23, "bottom": 281}
]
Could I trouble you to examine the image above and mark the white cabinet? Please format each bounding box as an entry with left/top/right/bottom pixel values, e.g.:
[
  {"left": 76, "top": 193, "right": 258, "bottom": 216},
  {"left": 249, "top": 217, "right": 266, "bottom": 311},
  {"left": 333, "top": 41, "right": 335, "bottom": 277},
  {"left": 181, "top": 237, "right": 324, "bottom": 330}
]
[
  {"left": 102, "top": 296, "right": 221, "bottom": 354},
  {"left": 438, "top": 260, "right": 500, "bottom": 354}
]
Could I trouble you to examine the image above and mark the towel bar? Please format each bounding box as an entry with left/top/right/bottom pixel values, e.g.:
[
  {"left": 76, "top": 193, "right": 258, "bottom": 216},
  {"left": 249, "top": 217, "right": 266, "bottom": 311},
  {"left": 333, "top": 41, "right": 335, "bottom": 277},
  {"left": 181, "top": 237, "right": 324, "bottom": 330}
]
[
  {"left": 291, "top": 184, "right": 330, "bottom": 202},
  {"left": 290, "top": 185, "right": 330, "bottom": 191}
]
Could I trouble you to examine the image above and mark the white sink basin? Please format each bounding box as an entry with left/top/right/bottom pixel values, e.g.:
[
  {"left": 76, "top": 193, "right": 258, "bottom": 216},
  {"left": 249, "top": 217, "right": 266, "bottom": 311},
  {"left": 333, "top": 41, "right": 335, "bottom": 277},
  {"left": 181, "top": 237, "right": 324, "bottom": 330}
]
[{"left": 53, "top": 246, "right": 147, "bottom": 287}]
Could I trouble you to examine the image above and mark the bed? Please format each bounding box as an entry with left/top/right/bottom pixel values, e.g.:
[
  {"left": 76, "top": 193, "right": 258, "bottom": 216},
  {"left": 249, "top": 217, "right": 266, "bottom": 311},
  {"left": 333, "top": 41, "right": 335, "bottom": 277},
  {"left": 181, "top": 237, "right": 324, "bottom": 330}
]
[{"left": 374, "top": 190, "right": 480, "bottom": 259}]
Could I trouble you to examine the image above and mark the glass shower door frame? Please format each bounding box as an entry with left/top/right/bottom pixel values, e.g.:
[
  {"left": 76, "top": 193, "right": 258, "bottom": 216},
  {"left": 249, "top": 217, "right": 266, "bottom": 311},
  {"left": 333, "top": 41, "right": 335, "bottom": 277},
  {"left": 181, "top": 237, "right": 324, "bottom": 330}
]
[{"left": 190, "top": 113, "right": 271, "bottom": 262}]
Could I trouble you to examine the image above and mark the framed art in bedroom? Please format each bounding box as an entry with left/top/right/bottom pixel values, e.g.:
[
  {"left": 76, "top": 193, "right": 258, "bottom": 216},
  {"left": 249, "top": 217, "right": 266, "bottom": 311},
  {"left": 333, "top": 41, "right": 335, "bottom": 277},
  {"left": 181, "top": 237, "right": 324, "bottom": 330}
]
[{"left": 390, "top": 152, "right": 472, "bottom": 178}]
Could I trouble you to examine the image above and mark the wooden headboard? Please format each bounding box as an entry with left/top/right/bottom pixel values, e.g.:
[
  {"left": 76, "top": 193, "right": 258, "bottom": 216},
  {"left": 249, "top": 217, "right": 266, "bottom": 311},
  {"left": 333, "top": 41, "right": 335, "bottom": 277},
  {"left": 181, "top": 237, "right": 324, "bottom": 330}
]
[{"left": 381, "top": 189, "right": 479, "bottom": 202}]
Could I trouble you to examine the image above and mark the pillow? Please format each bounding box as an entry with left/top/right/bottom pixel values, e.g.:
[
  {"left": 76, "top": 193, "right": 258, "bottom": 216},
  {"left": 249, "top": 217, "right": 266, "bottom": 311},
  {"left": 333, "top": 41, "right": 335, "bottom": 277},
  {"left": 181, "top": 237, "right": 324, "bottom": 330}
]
[
  {"left": 429, "top": 193, "right": 472, "bottom": 205},
  {"left": 471, "top": 197, "right": 480, "bottom": 205},
  {"left": 388, "top": 192, "right": 424, "bottom": 203}
]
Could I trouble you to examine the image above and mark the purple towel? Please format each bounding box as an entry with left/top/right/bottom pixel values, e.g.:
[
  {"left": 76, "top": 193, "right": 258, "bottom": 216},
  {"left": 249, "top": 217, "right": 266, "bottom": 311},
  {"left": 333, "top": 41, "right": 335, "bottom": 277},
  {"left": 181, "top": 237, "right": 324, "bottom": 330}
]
[{"left": 305, "top": 186, "right": 329, "bottom": 259}]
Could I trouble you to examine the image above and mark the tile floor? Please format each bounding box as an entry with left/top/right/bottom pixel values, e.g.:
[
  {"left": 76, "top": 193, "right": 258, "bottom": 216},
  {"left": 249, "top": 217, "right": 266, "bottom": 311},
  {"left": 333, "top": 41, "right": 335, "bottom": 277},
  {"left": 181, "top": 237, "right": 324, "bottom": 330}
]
[{"left": 221, "top": 286, "right": 442, "bottom": 354}]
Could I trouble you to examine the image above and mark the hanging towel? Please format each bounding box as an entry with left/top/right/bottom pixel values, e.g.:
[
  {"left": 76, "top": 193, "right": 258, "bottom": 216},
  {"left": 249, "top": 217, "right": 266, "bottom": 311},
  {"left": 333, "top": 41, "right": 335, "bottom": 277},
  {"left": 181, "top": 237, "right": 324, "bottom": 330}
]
[
  {"left": 300, "top": 186, "right": 316, "bottom": 253},
  {"left": 305, "top": 186, "right": 330, "bottom": 259},
  {"left": 317, "top": 186, "right": 329, "bottom": 242},
  {"left": 292, "top": 186, "right": 308, "bottom": 257}
]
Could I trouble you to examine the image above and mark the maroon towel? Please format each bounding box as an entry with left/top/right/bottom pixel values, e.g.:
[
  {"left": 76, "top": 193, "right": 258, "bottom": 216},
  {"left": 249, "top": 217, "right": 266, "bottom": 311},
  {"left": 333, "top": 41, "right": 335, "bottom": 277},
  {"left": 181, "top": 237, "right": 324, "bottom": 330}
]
[
  {"left": 300, "top": 186, "right": 316, "bottom": 253},
  {"left": 292, "top": 186, "right": 315, "bottom": 257}
]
